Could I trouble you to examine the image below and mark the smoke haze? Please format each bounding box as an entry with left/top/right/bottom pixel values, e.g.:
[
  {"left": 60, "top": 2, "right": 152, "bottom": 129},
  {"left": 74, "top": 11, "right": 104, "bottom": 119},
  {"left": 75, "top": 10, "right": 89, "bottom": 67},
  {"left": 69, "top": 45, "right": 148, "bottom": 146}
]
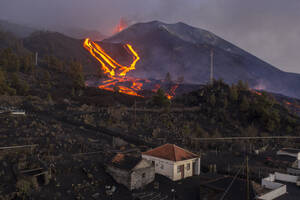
[{"left": 0, "top": 0, "right": 299, "bottom": 73}]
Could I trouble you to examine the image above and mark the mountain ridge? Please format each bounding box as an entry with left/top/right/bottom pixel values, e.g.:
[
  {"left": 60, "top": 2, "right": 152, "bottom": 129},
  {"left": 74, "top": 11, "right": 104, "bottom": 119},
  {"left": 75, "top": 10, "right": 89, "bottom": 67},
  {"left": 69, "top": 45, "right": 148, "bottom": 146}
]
[{"left": 105, "top": 20, "right": 300, "bottom": 99}]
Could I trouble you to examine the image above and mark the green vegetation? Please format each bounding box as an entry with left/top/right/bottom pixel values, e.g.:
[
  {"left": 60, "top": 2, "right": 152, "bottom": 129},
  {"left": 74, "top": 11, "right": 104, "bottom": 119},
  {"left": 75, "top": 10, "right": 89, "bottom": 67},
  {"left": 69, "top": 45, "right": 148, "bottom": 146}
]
[
  {"left": 0, "top": 37, "right": 85, "bottom": 97},
  {"left": 175, "top": 79, "right": 300, "bottom": 136},
  {"left": 0, "top": 46, "right": 34, "bottom": 95},
  {"left": 151, "top": 88, "right": 171, "bottom": 107}
]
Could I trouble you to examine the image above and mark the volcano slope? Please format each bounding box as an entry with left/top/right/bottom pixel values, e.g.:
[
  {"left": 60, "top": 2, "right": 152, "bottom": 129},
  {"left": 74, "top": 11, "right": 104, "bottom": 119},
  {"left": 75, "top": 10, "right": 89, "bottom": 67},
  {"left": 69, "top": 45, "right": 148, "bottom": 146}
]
[{"left": 105, "top": 21, "right": 300, "bottom": 99}]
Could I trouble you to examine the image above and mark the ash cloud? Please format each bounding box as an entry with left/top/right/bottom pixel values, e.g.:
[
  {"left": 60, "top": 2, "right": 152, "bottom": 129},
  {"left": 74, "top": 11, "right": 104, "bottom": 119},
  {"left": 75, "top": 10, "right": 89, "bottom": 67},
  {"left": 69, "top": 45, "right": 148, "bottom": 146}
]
[{"left": 0, "top": 0, "right": 299, "bottom": 73}]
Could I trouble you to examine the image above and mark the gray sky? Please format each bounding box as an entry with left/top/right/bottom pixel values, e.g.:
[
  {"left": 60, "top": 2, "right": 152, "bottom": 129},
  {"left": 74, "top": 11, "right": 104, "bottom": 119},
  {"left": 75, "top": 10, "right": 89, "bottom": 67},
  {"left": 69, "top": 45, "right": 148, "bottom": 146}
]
[{"left": 0, "top": 0, "right": 299, "bottom": 73}]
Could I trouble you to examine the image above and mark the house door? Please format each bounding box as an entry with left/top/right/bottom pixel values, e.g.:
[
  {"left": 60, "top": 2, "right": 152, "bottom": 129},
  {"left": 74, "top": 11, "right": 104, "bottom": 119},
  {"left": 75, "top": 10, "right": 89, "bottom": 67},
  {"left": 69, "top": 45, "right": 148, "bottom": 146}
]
[
  {"left": 192, "top": 162, "right": 196, "bottom": 175},
  {"left": 179, "top": 165, "right": 184, "bottom": 179}
]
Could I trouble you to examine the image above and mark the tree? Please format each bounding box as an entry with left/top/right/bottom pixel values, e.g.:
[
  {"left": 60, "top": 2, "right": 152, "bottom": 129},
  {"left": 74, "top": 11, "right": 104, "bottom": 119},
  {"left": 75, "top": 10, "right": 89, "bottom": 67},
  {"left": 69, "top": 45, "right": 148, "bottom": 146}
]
[
  {"left": 223, "top": 97, "right": 228, "bottom": 109},
  {"left": 47, "top": 93, "right": 53, "bottom": 104},
  {"left": 71, "top": 88, "right": 75, "bottom": 97},
  {"left": 152, "top": 88, "right": 170, "bottom": 107},
  {"left": 266, "top": 119, "right": 276, "bottom": 132},
  {"left": 20, "top": 54, "right": 35, "bottom": 73},
  {"left": 18, "top": 81, "right": 30, "bottom": 95},
  {"left": 229, "top": 85, "right": 238, "bottom": 101},
  {"left": 0, "top": 48, "right": 20, "bottom": 72},
  {"left": 240, "top": 96, "right": 250, "bottom": 111},
  {"left": 182, "top": 123, "right": 191, "bottom": 135},
  {"left": 237, "top": 80, "right": 248, "bottom": 91},
  {"left": 0, "top": 69, "right": 7, "bottom": 94},
  {"left": 195, "top": 124, "right": 208, "bottom": 138},
  {"left": 10, "top": 73, "right": 30, "bottom": 95},
  {"left": 16, "top": 179, "right": 32, "bottom": 199},
  {"left": 69, "top": 61, "right": 85, "bottom": 88},
  {"left": 243, "top": 125, "right": 258, "bottom": 137},
  {"left": 165, "top": 72, "right": 172, "bottom": 83},
  {"left": 44, "top": 71, "right": 50, "bottom": 81},
  {"left": 209, "top": 94, "right": 216, "bottom": 106},
  {"left": 11, "top": 72, "right": 20, "bottom": 88}
]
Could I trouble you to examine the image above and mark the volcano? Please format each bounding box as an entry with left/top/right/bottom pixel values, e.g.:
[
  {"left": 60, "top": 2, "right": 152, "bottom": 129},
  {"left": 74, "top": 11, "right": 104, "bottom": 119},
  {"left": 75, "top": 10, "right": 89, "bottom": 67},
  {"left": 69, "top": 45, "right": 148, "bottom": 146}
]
[{"left": 103, "top": 21, "right": 300, "bottom": 99}]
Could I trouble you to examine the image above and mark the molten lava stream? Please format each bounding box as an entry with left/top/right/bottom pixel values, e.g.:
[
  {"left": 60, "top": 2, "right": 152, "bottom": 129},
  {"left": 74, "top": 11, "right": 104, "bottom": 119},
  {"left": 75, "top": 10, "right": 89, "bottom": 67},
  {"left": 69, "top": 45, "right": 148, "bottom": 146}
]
[
  {"left": 83, "top": 38, "right": 180, "bottom": 99},
  {"left": 83, "top": 38, "right": 143, "bottom": 97}
]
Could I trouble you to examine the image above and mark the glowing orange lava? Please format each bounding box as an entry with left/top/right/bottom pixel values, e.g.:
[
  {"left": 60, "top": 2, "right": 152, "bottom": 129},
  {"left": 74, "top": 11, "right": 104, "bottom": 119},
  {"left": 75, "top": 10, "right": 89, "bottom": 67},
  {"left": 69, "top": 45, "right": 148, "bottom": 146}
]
[
  {"left": 83, "top": 38, "right": 179, "bottom": 99},
  {"left": 284, "top": 101, "right": 300, "bottom": 109},
  {"left": 113, "top": 18, "right": 128, "bottom": 34},
  {"left": 83, "top": 38, "right": 142, "bottom": 96}
]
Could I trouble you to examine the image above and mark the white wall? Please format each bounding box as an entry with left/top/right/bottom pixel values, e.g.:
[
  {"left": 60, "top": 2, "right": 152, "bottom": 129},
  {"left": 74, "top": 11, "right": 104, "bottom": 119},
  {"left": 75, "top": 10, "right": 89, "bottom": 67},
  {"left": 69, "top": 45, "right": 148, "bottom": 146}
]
[
  {"left": 260, "top": 174, "right": 287, "bottom": 200},
  {"left": 275, "top": 172, "right": 299, "bottom": 183},
  {"left": 142, "top": 155, "right": 174, "bottom": 180},
  {"left": 142, "top": 155, "right": 200, "bottom": 181},
  {"left": 258, "top": 185, "right": 286, "bottom": 200},
  {"left": 173, "top": 159, "right": 196, "bottom": 181},
  {"left": 277, "top": 150, "right": 298, "bottom": 158},
  {"left": 262, "top": 177, "right": 282, "bottom": 190}
]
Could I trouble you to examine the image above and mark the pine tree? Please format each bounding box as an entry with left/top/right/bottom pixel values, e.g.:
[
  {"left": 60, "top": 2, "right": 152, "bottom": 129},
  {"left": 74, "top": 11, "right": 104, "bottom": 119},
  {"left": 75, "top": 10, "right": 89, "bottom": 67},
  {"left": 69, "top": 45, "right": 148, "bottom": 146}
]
[
  {"left": 230, "top": 85, "right": 238, "bottom": 101},
  {"left": 71, "top": 88, "right": 75, "bottom": 97},
  {"left": 47, "top": 93, "right": 53, "bottom": 104},
  {"left": 165, "top": 72, "right": 172, "bottom": 83},
  {"left": 152, "top": 88, "right": 170, "bottom": 107},
  {"left": 69, "top": 61, "right": 85, "bottom": 89},
  {"left": 210, "top": 94, "right": 216, "bottom": 106},
  {"left": 240, "top": 96, "right": 250, "bottom": 111},
  {"left": 0, "top": 69, "right": 7, "bottom": 94}
]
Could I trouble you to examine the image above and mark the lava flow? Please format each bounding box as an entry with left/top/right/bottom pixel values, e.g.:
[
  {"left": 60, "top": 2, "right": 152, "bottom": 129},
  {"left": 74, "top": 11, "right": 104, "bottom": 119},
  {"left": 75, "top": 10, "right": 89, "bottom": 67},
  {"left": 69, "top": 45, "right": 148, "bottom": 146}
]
[
  {"left": 113, "top": 18, "right": 128, "bottom": 34},
  {"left": 83, "top": 38, "right": 142, "bottom": 96},
  {"left": 83, "top": 38, "right": 179, "bottom": 99}
]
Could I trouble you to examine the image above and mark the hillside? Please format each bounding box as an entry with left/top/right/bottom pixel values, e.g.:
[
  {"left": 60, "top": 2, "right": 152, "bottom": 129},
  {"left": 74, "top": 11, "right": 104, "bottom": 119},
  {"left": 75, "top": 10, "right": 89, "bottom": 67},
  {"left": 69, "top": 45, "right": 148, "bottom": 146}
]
[
  {"left": 60, "top": 27, "right": 106, "bottom": 41},
  {"left": 0, "top": 20, "right": 36, "bottom": 38},
  {"left": 1, "top": 26, "right": 300, "bottom": 199},
  {"left": 105, "top": 21, "right": 300, "bottom": 99}
]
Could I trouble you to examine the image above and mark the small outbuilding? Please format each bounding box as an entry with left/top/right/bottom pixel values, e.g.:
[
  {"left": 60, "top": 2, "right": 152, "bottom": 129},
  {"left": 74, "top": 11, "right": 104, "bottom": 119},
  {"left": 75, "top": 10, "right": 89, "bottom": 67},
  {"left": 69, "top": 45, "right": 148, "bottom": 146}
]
[
  {"left": 142, "top": 144, "right": 200, "bottom": 181},
  {"left": 106, "top": 153, "right": 155, "bottom": 190}
]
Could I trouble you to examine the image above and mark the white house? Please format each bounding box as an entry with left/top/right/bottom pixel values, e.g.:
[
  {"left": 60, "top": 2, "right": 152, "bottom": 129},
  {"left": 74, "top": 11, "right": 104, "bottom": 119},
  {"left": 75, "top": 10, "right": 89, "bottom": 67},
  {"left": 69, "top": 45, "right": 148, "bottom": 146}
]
[
  {"left": 142, "top": 144, "right": 200, "bottom": 181},
  {"left": 258, "top": 174, "right": 287, "bottom": 200}
]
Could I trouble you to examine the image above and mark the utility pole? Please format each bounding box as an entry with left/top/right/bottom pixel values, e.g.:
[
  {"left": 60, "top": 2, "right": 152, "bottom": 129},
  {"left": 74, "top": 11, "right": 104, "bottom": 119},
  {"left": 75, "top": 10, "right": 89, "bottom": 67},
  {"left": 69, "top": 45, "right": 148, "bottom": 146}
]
[
  {"left": 134, "top": 100, "right": 136, "bottom": 126},
  {"left": 246, "top": 156, "right": 250, "bottom": 200},
  {"left": 210, "top": 48, "right": 214, "bottom": 84},
  {"left": 35, "top": 52, "right": 38, "bottom": 66}
]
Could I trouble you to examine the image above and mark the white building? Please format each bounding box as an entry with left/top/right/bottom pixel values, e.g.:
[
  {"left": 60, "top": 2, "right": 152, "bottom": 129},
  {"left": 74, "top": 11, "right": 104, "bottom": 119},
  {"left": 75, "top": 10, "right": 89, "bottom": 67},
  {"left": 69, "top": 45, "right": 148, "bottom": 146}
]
[
  {"left": 258, "top": 174, "right": 287, "bottom": 200},
  {"left": 258, "top": 148, "right": 300, "bottom": 199},
  {"left": 277, "top": 148, "right": 300, "bottom": 169},
  {"left": 142, "top": 144, "right": 200, "bottom": 181}
]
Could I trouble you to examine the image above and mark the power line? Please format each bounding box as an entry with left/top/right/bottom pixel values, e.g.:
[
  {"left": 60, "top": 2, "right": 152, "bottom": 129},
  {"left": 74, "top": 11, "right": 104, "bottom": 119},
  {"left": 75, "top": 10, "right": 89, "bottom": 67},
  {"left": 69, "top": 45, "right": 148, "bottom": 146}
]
[
  {"left": 192, "top": 136, "right": 300, "bottom": 141},
  {"left": 220, "top": 160, "right": 245, "bottom": 200},
  {"left": 0, "top": 144, "right": 38, "bottom": 150}
]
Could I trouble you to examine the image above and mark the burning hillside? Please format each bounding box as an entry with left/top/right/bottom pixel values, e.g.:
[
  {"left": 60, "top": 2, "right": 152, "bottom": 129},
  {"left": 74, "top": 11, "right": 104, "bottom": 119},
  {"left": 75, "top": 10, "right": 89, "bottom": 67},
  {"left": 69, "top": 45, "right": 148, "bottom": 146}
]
[
  {"left": 105, "top": 21, "right": 300, "bottom": 99},
  {"left": 83, "top": 38, "right": 179, "bottom": 98},
  {"left": 113, "top": 18, "right": 129, "bottom": 34}
]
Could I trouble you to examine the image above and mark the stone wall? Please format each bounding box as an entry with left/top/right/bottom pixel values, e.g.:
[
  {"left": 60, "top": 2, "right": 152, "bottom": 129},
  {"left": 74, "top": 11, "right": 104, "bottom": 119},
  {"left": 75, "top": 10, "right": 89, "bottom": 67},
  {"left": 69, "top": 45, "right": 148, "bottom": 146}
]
[
  {"left": 142, "top": 155, "right": 174, "bottom": 180},
  {"left": 130, "top": 166, "right": 155, "bottom": 190},
  {"left": 106, "top": 164, "right": 155, "bottom": 190},
  {"left": 106, "top": 166, "right": 131, "bottom": 189}
]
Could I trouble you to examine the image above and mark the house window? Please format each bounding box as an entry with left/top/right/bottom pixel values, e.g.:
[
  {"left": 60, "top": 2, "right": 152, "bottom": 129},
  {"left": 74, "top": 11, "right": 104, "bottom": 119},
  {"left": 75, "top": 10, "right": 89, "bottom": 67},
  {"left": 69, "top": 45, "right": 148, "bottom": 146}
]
[
  {"left": 187, "top": 163, "right": 190, "bottom": 171},
  {"left": 161, "top": 164, "right": 164, "bottom": 170},
  {"left": 177, "top": 166, "right": 181, "bottom": 173},
  {"left": 142, "top": 173, "right": 146, "bottom": 178}
]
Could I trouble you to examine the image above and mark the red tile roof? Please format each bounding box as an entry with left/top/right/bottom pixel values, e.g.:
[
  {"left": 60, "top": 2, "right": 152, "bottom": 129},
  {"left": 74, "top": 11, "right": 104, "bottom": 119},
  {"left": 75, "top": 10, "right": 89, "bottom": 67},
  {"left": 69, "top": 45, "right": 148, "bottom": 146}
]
[{"left": 142, "top": 144, "right": 198, "bottom": 162}]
